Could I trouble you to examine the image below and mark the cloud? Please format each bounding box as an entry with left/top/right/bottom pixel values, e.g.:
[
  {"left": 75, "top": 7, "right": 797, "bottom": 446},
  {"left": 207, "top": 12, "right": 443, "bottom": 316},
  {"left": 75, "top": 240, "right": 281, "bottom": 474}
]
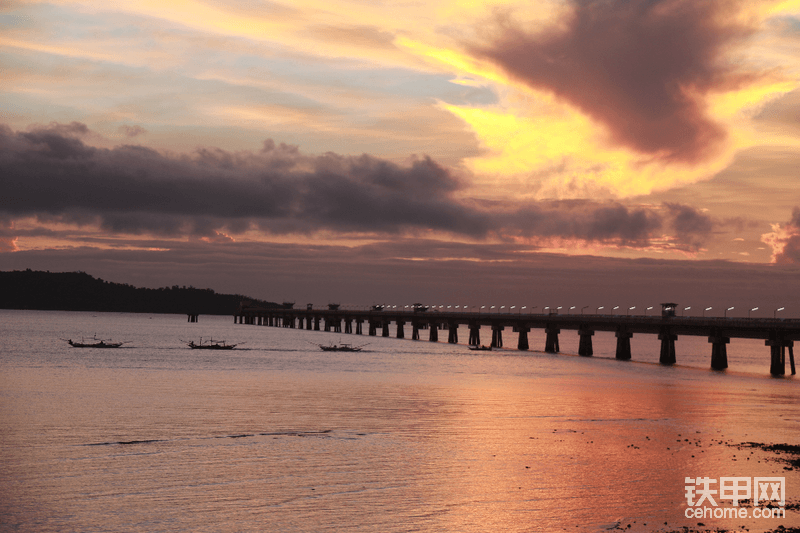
[
  {"left": 118, "top": 125, "right": 147, "bottom": 137},
  {"left": 471, "top": 0, "right": 755, "bottom": 163},
  {"left": 762, "top": 207, "right": 800, "bottom": 264},
  {"left": 0, "top": 217, "right": 18, "bottom": 252},
  {"left": 0, "top": 122, "right": 714, "bottom": 251},
  {"left": 2, "top": 240, "right": 798, "bottom": 312}
]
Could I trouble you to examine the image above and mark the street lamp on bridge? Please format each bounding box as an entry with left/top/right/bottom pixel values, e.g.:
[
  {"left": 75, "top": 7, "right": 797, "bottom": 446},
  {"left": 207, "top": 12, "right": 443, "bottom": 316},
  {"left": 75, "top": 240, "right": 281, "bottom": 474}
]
[
  {"left": 628, "top": 306, "right": 635, "bottom": 316},
  {"left": 683, "top": 306, "right": 691, "bottom": 317},
  {"left": 775, "top": 307, "right": 785, "bottom": 319},
  {"left": 703, "top": 307, "right": 712, "bottom": 317},
  {"left": 725, "top": 306, "right": 734, "bottom": 318},
  {"left": 597, "top": 306, "right": 604, "bottom": 314},
  {"left": 581, "top": 305, "right": 589, "bottom": 315},
  {"left": 645, "top": 306, "right": 653, "bottom": 316},
  {"left": 749, "top": 307, "right": 758, "bottom": 318}
]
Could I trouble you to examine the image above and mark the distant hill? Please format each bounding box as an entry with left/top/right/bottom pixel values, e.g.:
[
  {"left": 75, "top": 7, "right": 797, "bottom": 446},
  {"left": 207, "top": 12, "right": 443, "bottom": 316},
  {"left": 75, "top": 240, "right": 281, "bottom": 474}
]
[{"left": 0, "top": 270, "right": 279, "bottom": 315}]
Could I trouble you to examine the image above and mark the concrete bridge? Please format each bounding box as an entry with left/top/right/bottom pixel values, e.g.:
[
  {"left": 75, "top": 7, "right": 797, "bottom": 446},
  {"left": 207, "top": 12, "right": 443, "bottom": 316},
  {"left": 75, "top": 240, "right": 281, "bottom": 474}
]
[{"left": 235, "top": 303, "right": 798, "bottom": 376}]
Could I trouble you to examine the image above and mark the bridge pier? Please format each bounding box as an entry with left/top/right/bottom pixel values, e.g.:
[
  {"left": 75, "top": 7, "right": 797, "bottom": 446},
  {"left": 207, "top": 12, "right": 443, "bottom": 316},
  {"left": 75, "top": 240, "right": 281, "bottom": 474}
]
[
  {"left": 448, "top": 323, "right": 458, "bottom": 344},
  {"left": 468, "top": 324, "right": 481, "bottom": 346},
  {"left": 615, "top": 330, "right": 632, "bottom": 360},
  {"left": 766, "top": 335, "right": 794, "bottom": 376},
  {"left": 344, "top": 319, "right": 352, "bottom": 334},
  {"left": 708, "top": 335, "right": 729, "bottom": 370},
  {"left": 578, "top": 328, "right": 594, "bottom": 357},
  {"left": 491, "top": 326, "right": 504, "bottom": 348},
  {"left": 382, "top": 322, "right": 390, "bottom": 337},
  {"left": 412, "top": 322, "right": 421, "bottom": 340},
  {"left": 306, "top": 317, "right": 313, "bottom": 330},
  {"left": 544, "top": 326, "right": 560, "bottom": 353},
  {"left": 659, "top": 329, "right": 677, "bottom": 365},
  {"left": 368, "top": 321, "right": 377, "bottom": 336},
  {"left": 356, "top": 320, "right": 363, "bottom": 335},
  {"left": 429, "top": 322, "right": 439, "bottom": 342},
  {"left": 517, "top": 326, "right": 529, "bottom": 350},
  {"left": 396, "top": 320, "right": 405, "bottom": 339}
]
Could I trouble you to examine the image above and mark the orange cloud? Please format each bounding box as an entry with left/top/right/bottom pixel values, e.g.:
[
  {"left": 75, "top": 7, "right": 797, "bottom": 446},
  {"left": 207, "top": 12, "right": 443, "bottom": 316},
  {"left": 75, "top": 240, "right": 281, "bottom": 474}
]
[{"left": 761, "top": 207, "right": 800, "bottom": 264}]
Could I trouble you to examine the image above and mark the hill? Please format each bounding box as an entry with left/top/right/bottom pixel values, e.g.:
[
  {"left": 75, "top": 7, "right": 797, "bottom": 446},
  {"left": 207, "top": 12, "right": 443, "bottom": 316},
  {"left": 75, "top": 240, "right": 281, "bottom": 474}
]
[{"left": 0, "top": 269, "right": 278, "bottom": 315}]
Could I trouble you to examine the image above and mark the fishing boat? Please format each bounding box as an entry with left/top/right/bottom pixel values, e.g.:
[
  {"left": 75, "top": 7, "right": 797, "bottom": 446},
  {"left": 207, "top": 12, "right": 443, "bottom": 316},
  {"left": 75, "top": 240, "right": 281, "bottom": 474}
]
[
  {"left": 468, "top": 345, "right": 492, "bottom": 351},
  {"left": 317, "top": 342, "right": 368, "bottom": 352},
  {"left": 185, "top": 338, "right": 238, "bottom": 350},
  {"left": 65, "top": 336, "right": 125, "bottom": 348}
]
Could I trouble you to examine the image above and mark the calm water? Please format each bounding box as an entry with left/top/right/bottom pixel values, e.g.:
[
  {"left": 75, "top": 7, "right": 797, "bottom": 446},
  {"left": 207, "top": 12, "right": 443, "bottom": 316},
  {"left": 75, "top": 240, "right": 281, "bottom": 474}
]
[{"left": 1, "top": 310, "right": 798, "bottom": 532}]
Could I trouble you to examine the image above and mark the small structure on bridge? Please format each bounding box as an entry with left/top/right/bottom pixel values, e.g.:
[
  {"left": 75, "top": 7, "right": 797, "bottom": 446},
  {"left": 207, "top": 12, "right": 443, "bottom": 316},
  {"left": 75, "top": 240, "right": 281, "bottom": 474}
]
[
  {"left": 328, "top": 303, "right": 340, "bottom": 310},
  {"left": 661, "top": 303, "right": 677, "bottom": 318}
]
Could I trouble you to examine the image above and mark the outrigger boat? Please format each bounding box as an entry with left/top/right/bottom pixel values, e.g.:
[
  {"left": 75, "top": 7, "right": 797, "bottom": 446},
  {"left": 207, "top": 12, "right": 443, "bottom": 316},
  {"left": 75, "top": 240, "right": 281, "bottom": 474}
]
[
  {"left": 317, "top": 342, "right": 368, "bottom": 352},
  {"left": 468, "top": 345, "right": 492, "bottom": 351},
  {"left": 65, "top": 336, "right": 125, "bottom": 348},
  {"left": 185, "top": 338, "right": 238, "bottom": 350}
]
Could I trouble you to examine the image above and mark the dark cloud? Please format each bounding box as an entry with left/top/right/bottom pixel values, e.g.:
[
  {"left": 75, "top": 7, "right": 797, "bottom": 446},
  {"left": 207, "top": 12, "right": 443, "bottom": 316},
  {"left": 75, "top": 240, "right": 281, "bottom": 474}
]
[
  {"left": 2, "top": 241, "right": 798, "bottom": 313},
  {"left": 0, "top": 122, "right": 714, "bottom": 250},
  {"left": 472, "top": 0, "right": 754, "bottom": 162}
]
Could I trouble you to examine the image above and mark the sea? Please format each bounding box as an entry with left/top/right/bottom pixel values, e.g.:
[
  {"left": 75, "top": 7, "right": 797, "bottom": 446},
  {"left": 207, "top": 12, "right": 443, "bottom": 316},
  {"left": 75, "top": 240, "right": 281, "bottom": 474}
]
[{"left": 0, "top": 309, "right": 798, "bottom": 533}]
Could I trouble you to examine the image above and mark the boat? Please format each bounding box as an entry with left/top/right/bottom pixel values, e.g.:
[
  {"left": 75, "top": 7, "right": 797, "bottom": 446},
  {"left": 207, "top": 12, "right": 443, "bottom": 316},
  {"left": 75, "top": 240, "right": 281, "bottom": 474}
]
[
  {"left": 185, "top": 338, "right": 238, "bottom": 350},
  {"left": 468, "top": 345, "right": 492, "bottom": 351},
  {"left": 65, "top": 336, "right": 125, "bottom": 348},
  {"left": 317, "top": 342, "right": 368, "bottom": 352}
]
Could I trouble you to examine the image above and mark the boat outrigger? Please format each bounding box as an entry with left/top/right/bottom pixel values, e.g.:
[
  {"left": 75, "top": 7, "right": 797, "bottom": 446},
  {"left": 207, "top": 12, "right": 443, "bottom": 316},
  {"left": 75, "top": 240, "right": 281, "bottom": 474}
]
[
  {"left": 184, "top": 338, "right": 238, "bottom": 350},
  {"left": 316, "top": 342, "right": 369, "bottom": 352},
  {"left": 65, "top": 336, "right": 125, "bottom": 348}
]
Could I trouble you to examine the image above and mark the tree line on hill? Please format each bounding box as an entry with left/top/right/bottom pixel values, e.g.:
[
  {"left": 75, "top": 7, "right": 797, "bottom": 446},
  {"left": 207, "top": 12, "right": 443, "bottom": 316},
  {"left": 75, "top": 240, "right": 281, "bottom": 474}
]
[{"left": 0, "top": 270, "right": 278, "bottom": 315}]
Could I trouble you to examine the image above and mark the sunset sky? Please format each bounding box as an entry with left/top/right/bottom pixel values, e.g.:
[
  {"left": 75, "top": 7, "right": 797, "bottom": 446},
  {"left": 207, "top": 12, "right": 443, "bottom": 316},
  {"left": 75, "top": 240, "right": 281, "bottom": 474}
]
[{"left": 1, "top": 0, "right": 799, "bottom": 313}]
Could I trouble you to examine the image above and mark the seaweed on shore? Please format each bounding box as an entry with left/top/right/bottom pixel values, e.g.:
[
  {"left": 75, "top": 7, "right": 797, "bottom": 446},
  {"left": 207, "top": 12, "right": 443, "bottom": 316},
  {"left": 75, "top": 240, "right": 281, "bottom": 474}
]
[{"left": 732, "top": 442, "right": 800, "bottom": 470}]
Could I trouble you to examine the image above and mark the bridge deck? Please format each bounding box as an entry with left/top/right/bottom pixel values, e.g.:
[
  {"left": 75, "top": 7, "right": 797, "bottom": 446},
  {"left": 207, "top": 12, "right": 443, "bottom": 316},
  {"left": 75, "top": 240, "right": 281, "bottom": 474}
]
[{"left": 235, "top": 306, "right": 799, "bottom": 376}]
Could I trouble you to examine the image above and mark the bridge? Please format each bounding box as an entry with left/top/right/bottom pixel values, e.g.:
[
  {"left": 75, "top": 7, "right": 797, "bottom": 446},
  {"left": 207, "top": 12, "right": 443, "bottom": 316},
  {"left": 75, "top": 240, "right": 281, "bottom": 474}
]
[{"left": 234, "top": 303, "right": 798, "bottom": 376}]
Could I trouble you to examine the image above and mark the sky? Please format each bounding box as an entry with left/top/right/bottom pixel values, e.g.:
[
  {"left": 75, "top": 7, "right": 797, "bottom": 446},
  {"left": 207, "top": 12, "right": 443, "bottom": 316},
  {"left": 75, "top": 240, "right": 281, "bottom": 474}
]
[{"left": 1, "top": 0, "right": 799, "bottom": 315}]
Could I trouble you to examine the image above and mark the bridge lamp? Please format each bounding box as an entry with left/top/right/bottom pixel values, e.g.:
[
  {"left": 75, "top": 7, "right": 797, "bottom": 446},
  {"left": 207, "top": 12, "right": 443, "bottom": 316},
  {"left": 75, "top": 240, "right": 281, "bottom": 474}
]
[
  {"left": 628, "top": 306, "right": 635, "bottom": 316},
  {"left": 775, "top": 307, "right": 785, "bottom": 319},
  {"left": 597, "top": 306, "right": 605, "bottom": 313},
  {"left": 447, "top": 305, "right": 452, "bottom": 309},
  {"left": 569, "top": 306, "right": 576, "bottom": 314},
  {"left": 612, "top": 306, "right": 619, "bottom": 315},
  {"left": 749, "top": 306, "right": 758, "bottom": 318},
  {"left": 556, "top": 306, "right": 563, "bottom": 314},
  {"left": 683, "top": 306, "right": 691, "bottom": 317},
  {"left": 544, "top": 306, "right": 550, "bottom": 313},
  {"left": 725, "top": 306, "right": 734, "bottom": 318},
  {"left": 646, "top": 306, "right": 653, "bottom": 316},
  {"left": 455, "top": 305, "right": 460, "bottom": 309},
  {"left": 521, "top": 306, "right": 527, "bottom": 314},
  {"left": 581, "top": 305, "right": 589, "bottom": 315},
  {"left": 704, "top": 307, "right": 712, "bottom": 317},
  {"left": 510, "top": 306, "right": 516, "bottom": 314}
]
